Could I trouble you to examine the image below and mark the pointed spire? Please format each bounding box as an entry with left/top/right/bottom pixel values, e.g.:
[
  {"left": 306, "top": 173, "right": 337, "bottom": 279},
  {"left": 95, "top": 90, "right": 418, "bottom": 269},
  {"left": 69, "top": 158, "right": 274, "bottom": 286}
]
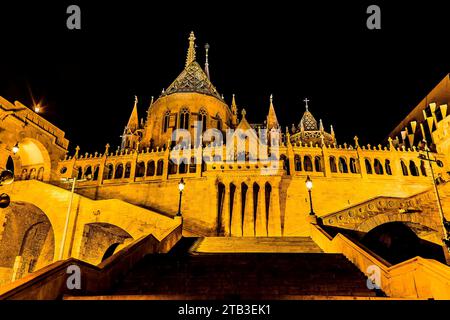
[
  {"left": 149, "top": 96, "right": 154, "bottom": 108},
  {"left": 231, "top": 94, "right": 237, "bottom": 112},
  {"left": 231, "top": 94, "right": 238, "bottom": 127},
  {"left": 267, "top": 94, "right": 280, "bottom": 130},
  {"left": 319, "top": 119, "right": 324, "bottom": 131},
  {"left": 185, "top": 31, "right": 196, "bottom": 68},
  {"left": 127, "top": 96, "right": 139, "bottom": 131},
  {"left": 241, "top": 108, "right": 247, "bottom": 119},
  {"left": 204, "top": 43, "right": 210, "bottom": 79}
]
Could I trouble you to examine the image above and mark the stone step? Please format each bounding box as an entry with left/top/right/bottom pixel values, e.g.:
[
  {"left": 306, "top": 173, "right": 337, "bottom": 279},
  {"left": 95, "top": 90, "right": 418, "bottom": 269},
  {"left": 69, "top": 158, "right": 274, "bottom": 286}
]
[{"left": 193, "top": 237, "right": 323, "bottom": 253}]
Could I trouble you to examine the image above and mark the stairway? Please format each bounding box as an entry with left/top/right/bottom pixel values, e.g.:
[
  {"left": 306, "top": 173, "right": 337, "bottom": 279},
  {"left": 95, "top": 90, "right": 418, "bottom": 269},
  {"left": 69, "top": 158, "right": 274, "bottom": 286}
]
[{"left": 65, "top": 237, "right": 379, "bottom": 299}]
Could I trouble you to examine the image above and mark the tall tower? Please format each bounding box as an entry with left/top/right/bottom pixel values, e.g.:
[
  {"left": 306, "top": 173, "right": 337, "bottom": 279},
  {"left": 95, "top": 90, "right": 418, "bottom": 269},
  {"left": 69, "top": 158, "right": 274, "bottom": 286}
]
[{"left": 121, "top": 96, "right": 142, "bottom": 150}]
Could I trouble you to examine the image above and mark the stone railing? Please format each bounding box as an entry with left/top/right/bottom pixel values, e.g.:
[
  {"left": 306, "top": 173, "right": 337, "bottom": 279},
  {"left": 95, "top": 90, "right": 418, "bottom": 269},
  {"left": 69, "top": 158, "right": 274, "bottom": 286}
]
[
  {"left": 0, "top": 224, "right": 182, "bottom": 300},
  {"left": 310, "top": 223, "right": 450, "bottom": 299}
]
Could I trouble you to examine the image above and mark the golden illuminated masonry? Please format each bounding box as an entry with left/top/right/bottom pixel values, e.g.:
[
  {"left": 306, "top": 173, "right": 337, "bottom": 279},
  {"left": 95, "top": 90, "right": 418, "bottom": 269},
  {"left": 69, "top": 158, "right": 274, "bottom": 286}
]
[{"left": 0, "top": 32, "right": 449, "bottom": 298}]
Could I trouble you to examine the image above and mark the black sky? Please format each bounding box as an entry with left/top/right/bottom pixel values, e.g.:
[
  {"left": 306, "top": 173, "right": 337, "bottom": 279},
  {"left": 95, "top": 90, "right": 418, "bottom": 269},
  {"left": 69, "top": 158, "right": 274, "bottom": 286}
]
[{"left": 0, "top": 1, "right": 449, "bottom": 154}]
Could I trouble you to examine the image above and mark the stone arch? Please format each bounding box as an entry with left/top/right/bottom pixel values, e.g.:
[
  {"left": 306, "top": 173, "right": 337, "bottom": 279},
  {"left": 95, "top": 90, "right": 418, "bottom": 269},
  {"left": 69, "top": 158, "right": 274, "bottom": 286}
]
[
  {"left": 360, "top": 221, "right": 445, "bottom": 264},
  {"left": 78, "top": 223, "right": 133, "bottom": 265},
  {"left": 304, "top": 155, "right": 313, "bottom": 172},
  {"left": 135, "top": 161, "right": 145, "bottom": 178},
  {"left": 114, "top": 163, "right": 124, "bottom": 179},
  {"left": 365, "top": 158, "right": 373, "bottom": 174},
  {"left": 0, "top": 201, "right": 55, "bottom": 283},
  {"left": 349, "top": 158, "right": 359, "bottom": 173},
  {"left": 374, "top": 159, "right": 384, "bottom": 175},
  {"left": 294, "top": 154, "right": 302, "bottom": 171},
  {"left": 338, "top": 157, "right": 348, "bottom": 173},
  {"left": 314, "top": 156, "right": 323, "bottom": 172},
  {"left": 409, "top": 160, "right": 419, "bottom": 176},
  {"left": 329, "top": 156, "right": 337, "bottom": 173},
  {"left": 10, "top": 138, "right": 52, "bottom": 182},
  {"left": 355, "top": 212, "right": 437, "bottom": 234}
]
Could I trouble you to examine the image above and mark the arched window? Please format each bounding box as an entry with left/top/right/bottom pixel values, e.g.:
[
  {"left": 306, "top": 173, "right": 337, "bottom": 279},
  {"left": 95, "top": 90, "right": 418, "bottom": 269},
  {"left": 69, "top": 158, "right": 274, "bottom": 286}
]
[
  {"left": 314, "top": 156, "right": 323, "bottom": 172},
  {"left": 84, "top": 166, "right": 92, "bottom": 179},
  {"left": 216, "top": 114, "right": 222, "bottom": 131},
  {"left": 338, "top": 157, "right": 348, "bottom": 173},
  {"left": 156, "top": 160, "right": 164, "bottom": 176},
  {"left": 147, "top": 160, "right": 155, "bottom": 176},
  {"left": 21, "top": 169, "right": 28, "bottom": 180},
  {"left": 365, "top": 159, "right": 373, "bottom": 174},
  {"left": 198, "top": 109, "right": 207, "bottom": 133},
  {"left": 280, "top": 154, "right": 290, "bottom": 174},
  {"left": 104, "top": 164, "right": 113, "bottom": 180},
  {"left": 115, "top": 163, "right": 124, "bottom": 179},
  {"left": 29, "top": 168, "right": 37, "bottom": 180},
  {"left": 124, "top": 162, "right": 132, "bottom": 178},
  {"left": 401, "top": 160, "right": 409, "bottom": 176},
  {"left": 374, "top": 159, "right": 384, "bottom": 175},
  {"left": 294, "top": 155, "right": 302, "bottom": 171},
  {"left": 93, "top": 166, "right": 99, "bottom": 180},
  {"left": 420, "top": 160, "right": 427, "bottom": 176},
  {"left": 163, "top": 111, "right": 170, "bottom": 133},
  {"left": 179, "top": 108, "right": 190, "bottom": 130},
  {"left": 304, "top": 156, "right": 313, "bottom": 172},
  {"left": 168, "top": 160, "right": 177, "bottom": 175},
  {"left": 385, "top": 160, "right": 392, "bottom": 175},
  {"left": 202, "top": 156, "right": 210, "bottom": 172},
  {"left": 136, "top": 161, "right": 145, "bottom": 178},
  {"left": 349, "top": 158, "right": 359, "bottom": 173},
  {"left": 37, "top": 167, "right": 44, "bottom": 181},
  {"left": 189, "top": 157, "right": 197, "bottom": 173},
  {"left": 409, "top": 160, "right": 419, "bottom": 176},
  {"left": 179, "top": 159, "right": 187, "bottom": 174},
  {"left": 76, "top": 167, "right": 83, "bottom": 180},
  {"left": 329, "top": 156, "right": 337, "bottom": 173}
]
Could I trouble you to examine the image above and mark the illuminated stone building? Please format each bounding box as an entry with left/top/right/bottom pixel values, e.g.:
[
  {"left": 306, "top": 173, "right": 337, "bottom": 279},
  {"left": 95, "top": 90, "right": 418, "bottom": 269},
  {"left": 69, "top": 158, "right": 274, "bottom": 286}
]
[{"left": 0, "top": 32, "right": 449, "bottom": 299}]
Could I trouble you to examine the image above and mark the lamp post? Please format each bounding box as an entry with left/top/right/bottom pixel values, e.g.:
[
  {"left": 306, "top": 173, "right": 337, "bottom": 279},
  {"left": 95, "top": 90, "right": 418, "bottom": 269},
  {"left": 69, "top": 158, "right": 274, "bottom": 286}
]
[
  {"left": 12, "top": 143, "right": 19, "bottom": 155},
  {"left": 59, "top": 174, "right": 91, "bottom": 260},
  {"left": 0, "top": 169, "right": 14, "bottom": 209},
  {"left": 305, "top": 175, "right": 315, "bottom": 216},
  {"left": 418, "top": 140, "right": 450, "bottom": 254},
  {"left": 177, "top": 178, "right": 185, "bottom": 217}
]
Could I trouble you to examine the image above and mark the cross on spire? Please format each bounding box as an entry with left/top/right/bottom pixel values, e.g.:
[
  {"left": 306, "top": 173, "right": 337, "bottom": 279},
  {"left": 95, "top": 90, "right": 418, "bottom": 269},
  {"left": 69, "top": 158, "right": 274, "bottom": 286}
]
[{"left": 303, "top": 98, "right": 310, "bottom": 111}]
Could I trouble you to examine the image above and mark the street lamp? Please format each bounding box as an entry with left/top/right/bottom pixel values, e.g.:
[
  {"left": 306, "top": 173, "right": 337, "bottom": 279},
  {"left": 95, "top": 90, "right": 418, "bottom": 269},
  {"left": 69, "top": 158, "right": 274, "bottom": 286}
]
[
  {"left": 418, "top": 140, "right": 450, "bottom": 252},
  {"left": 177, "top": 178, "right": 185, "bottom": 217},
  {"left": 58, "top": 174, "right": 91, "bottom": 260},
  {"left": 12, "top": 143, "right": 19, "bottom": 155},
  {"left": 305, "top": 175, "right": 315, "bottom": 216}
]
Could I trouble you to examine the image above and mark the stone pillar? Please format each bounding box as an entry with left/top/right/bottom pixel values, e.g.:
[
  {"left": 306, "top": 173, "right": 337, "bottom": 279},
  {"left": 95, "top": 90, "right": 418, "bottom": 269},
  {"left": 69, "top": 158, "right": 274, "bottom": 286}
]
[
  {"left": 231, "top": 184, "right": 242, "bottom": 236},
  {"left": 221, "top": 185, "right": 231, "bottom": 236},
  {"left": 255, "top": 184, "right": 267, "bottom": 236},
  {"left": 322, "top": 146, "right": 331, "bottom": 177},
  {"left": 11, "top": 255, "right": 24, "bottom": 282},
  {"left": 162, "top": 142, "right": 170, "bottom": 180},
  {"left": 243, "top": 184, "right": 255, "bottom": 236},
  {"left": 268, "top": 184, "right": 282, "bottom": 236}
]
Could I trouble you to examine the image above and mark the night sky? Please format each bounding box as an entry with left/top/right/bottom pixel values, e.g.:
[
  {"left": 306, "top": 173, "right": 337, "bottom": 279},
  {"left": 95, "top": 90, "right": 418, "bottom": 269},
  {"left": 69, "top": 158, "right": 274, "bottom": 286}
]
[{"left": 0, "top": 1, "right": 448, "bottom": 154}]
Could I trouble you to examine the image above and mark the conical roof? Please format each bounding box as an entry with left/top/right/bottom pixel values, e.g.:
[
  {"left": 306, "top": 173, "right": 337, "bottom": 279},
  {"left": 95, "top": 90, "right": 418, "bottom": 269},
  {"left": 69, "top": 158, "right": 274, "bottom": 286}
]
[{"left": 300, "top": 110, "right": 318, "bottom": 131}]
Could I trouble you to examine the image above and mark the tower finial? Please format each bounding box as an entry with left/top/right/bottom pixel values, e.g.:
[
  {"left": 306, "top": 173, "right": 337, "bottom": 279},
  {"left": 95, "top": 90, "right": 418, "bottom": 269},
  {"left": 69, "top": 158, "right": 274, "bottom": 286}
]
[
  {"left": 185, "top": 31, "right": 196, "bottom": 68},
  {"left": 270, "top": 94, "right": 273, "bottom": 106},
  {"left": 204, "top": 43, "right": 210, "bottom": 79},
  {"left": 134, "top": 95, "right": 138, "bottom": 106},
  {"left": 303, "top": 98, "right": 310, "bottom": 111}
]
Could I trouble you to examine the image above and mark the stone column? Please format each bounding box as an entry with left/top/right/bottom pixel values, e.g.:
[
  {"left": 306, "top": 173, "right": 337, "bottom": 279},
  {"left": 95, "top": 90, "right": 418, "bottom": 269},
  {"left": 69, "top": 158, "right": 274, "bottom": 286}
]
[
  {"left": 231, "top": 184, "right": 242, "bottom": 236},
  {"left": 221, "top": 184, "right": 231, "bottom": 236},
  {"left": 243, "top": 184, "right": 255, "bottom": 236},
  {"left": 268, "top": 184, "right": 282, "bottom": 236},
  {"left": 255, "top": 184, "right": 267, "bottom": 236}
]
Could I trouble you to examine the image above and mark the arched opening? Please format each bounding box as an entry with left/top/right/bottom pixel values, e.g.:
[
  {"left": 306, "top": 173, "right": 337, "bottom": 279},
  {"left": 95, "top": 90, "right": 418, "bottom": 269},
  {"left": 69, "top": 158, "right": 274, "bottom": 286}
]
[
  {"left": 104, "top": 164, "right": 114, "bottom": 180},
  {"left": 168, "top": 160, "right": 178, "bottom": 175},
  {"left": 179, "top": 159, "right": 187, "bottom": 174},
  {"left": 124, "top": 162, "right": 132, "bottom": 178},
  {"left": 163, "top": 111, "right": 170, "bottom": 133},
  {"left": 199, "top": 109, "right": 207, "bottom": 133},
  {"left": 241, "top": 183, "right": 248, "bottom": 236},
  {"left": 420, "top": 160, "right": 427, "bottom": 176},
  {"left": 156, "top": 160, "right": 164, "bottom": 176},
  {"left": 84, "top": 166, "right": 92, "bottom": 179},
  {"left": 409, "top": 160, "right": 419, "bottom": 176},
  {"left": 93, "top": 166, "right": 100, "bottom": 180},
  {"left": 280, "top": 154, "right": 290, "bottom": 175},
  {"left": 179, "top": 108, "right": 190, "bottom": 130},
  {"left": 37, "top": 167, "right": 44, "bottom": 181},
  {"left": 374, "top": 159, "right": 384, "bottom": 175},
  {"left": 385, "top": 160, "right": 392, "bottom": 175},
  {"left": 338, "top": 157, "right": 348, "bottom": 173},
  {"left": 314, "top": 156, "right": 323, "bottom": 172},
  {"left": 294, "top": 155, "right": 302, "bottom": 171},
  {"left": 136, "top": 161, "right": 145, "bottom": 178},
  {"left": 0, "top": 202, "right": 55, "bottom": 283},
  {"left": 329, "top": 156, "right": 337, "bottom": 173},
  {"left": 189, "top": 157, "right": 196, "bottom": 173},
  {"left": 304, "top": 156, "right": 313, "bottom": 172},
  {"left": 365, "top": 159, "right": 372, "bottom": 174},
  {"left": 265, "top": 182, "right": 272, "bottom": 236},
  {"left": 11, "top": 138, "right": 51, "bottom": 182},
  {"left": 361, "top": 222, "right": 445, "bottom": 264},
  {"left": 401, "top": 160, "right": 409, "bottom": 176},
  {"left": 79, "top": 223, "right": 133, "bottom": 265},
  {"left": 349, "top": 158, "right": 359, "bottom": 173},
  {"left": 114, "top": 163, "right": 124, "bottom": 179},
  {"left": 147, "top": 160, "right": 155, "bottom": 176},
  {"left": 6, "top": 156, "right": 14, "bottom": 174}
]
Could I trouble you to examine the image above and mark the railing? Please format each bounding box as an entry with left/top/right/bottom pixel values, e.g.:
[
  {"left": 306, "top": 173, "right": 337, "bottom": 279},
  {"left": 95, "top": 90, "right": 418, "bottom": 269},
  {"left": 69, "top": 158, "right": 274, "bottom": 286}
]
[
  {"left": 0, "top": 224, "right": 182, "bottom": 300},
  {"left": 310, "top": 223, "right": 450, "bottom": 299}
]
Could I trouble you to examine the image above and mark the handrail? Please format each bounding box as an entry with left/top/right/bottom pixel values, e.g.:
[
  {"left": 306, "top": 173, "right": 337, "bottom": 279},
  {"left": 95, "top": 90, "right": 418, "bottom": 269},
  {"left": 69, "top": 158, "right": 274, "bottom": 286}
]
[
  {"left": 310, "top": 223, "right": 450, "bottom": 299},
  {"left": 0, "top": 224, "right": 182, "bottom": 300}
]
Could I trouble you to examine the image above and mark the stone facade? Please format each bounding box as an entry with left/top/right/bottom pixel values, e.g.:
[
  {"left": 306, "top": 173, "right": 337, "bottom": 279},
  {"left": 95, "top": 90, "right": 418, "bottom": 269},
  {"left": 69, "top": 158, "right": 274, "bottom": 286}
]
[{"left": 0, "top": 31, "right": 449, "bottom": 287}]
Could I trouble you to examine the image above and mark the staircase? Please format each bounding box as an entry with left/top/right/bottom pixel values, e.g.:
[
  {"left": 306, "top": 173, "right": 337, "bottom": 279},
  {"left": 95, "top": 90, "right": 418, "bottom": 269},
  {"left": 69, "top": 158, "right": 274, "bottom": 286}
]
[{"left": 65, "top": 237, "right": 379, "bottom": 300}]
